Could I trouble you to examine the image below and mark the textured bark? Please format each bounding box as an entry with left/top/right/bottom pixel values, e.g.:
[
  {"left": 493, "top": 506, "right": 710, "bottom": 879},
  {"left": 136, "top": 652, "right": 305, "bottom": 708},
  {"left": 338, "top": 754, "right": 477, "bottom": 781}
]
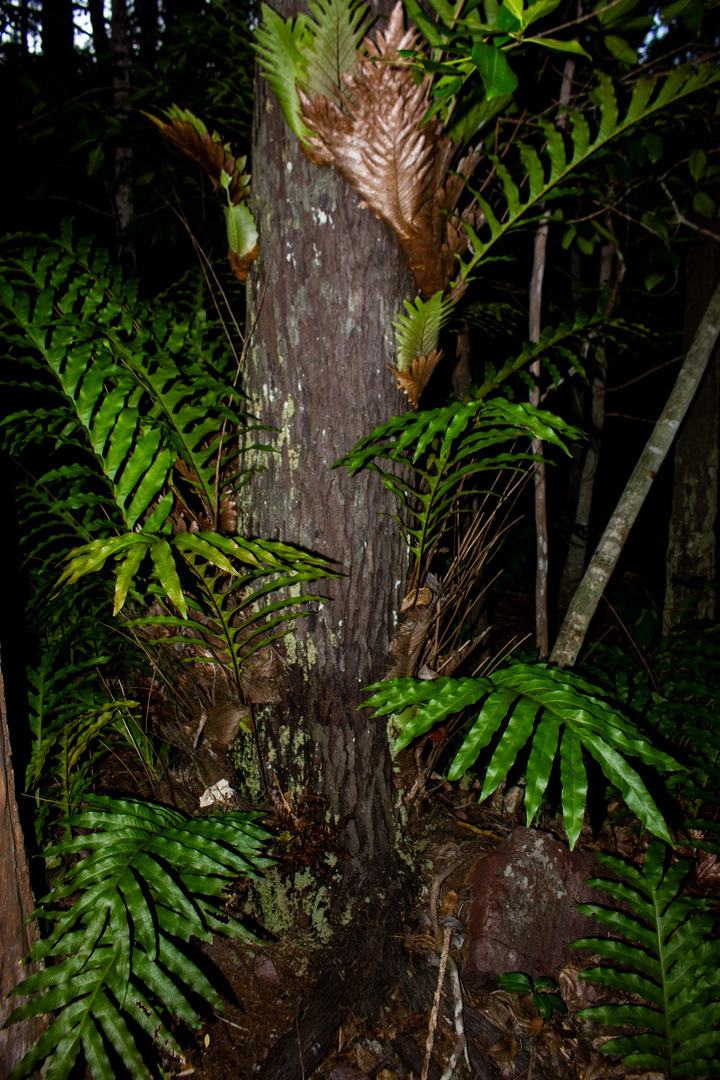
[
  {"left": 242, "top": 0, "right": 415, "bottom": 894},
  {"left": 551, "top": 277, "right": 720, "bottom": 668},
  {"left": 0, "top": 662, "right": 44, "bottom": 1076},
  {"left": 111, "top": 0, "right": 135, "bottom": 269},
  {"left": 664, "top": 229, "right": 720, "bottom": 630},
  {"left": 529, "top": 213, "right": 550, "bottom": 656}
]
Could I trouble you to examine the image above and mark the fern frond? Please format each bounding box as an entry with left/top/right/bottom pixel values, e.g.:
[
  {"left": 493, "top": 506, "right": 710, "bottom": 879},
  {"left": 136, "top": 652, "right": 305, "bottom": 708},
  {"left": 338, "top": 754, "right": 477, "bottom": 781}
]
[
  {"left": 302, "top": 0, "right": 371, "bottom": 105},
  {"left": 338, "top": 394, "right": 579, "bottom": 581},
  {"left": 393, "top": 292, "right": 455, "bottom": 372},
  {"left": 144, "top": 104, "right": 251, "bottom": 205},
  {"left": 255, "top": 3, "right": 314, "bottom": 142},
  {"left": 364, "top": 663, "right": 680, "bottom": 849},
  {"left": 461, "top": 65, "right": 720, "bottom": 281},
  {"left": 58, "top": 530, "right": 337, "bottom": 701},
  {"left": 0, "top": 233, "right": 247, "bottom": 531},
  {"left": 5, "top": 798, "right": 272, "bottom": 1080},
  {"left": 299, "top": 2, "right": 453, "bottom": 297},
  {"left": 571, "top": 839, "right": 720, "bottom": 1077}
]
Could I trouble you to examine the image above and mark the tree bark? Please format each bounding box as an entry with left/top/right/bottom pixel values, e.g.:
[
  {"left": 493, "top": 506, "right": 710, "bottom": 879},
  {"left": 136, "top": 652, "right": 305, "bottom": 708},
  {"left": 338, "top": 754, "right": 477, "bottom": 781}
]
[
  {"left": 529, "top": 212, "right": 550, "bottom": 656},
  {"left": 551, "top": 277, "right": 720, "bottom": 669},
  {"left": 111, "top": 0, "right": 135, "bottom": 270},
  {"left": 88, "top": 0, "right": 109, "bottom": 55},
  {"left": 242, "top": 0, "right": 415, "bottom": 897},
  {"left": 664, "top": 228, "right": 720, "bottom": 630},
  {"left": 0, "top": 660, "right": 44, "bottom": 1076}
]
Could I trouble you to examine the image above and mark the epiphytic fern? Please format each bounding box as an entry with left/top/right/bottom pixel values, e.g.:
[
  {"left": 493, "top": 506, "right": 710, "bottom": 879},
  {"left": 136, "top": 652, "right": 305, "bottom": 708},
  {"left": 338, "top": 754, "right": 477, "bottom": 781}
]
[
  {"left": 459, "top": 66, "right": 720, "bottom": 284},
  {"left": 302, "top": 0, "right": 371, "bottom": 105},
  {"left": 144, "top": 106, "right": 259, "bottom": 281},
  {"left": 364, "top": 663, "right": 679, "bottom": 849},
  {"left": 3, "top": 797, "right": 272, "bottom": 1080},
  {"left": 257, "top": 0, "right": 720, "bottom": 396},
  {"left": 337, "top": 323, "right": 592, "bottom": 582},
  {"left": 571, "top": 839, "right": 720, "bottom": 1077}
]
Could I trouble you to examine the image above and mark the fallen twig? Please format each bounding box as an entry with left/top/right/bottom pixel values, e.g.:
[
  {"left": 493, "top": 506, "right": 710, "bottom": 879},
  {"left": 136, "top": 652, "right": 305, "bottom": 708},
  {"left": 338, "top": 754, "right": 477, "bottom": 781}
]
[{"left": 422, "top": 924, "right": 451, "bottom": 1080}]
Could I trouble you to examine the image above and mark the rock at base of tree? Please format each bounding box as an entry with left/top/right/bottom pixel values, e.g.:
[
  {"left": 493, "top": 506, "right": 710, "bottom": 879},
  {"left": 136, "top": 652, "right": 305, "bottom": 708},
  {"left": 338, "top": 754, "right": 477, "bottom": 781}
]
[{"left": 463, "top": 827, "right": 614, "bottom": 990}]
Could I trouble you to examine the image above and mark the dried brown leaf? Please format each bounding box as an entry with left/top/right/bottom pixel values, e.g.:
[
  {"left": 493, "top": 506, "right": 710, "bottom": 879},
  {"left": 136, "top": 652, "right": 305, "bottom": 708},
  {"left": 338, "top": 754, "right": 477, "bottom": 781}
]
[
  {"left": 486, "top": 1035, "right": 518, "bottom": 1062},
  {"left": 386, "top": 605, "right": 434, "bottom": 678},
  {"left": 440, "top": 888, "right": 458, "bottom": 918},
  {"left": 387, "top": 349, "right": 443, "bottom": 407},
  {"left": 299, "top": 2, "right": 453, "bottom": 296},
  {"left": 145, "top": 113, "right": 251, "bottom": 205},
  {"left": 400, "top": 587, "right": 434, "bottom": 613},
  {"left": 228, "top": 242, "right": 260, "bottom": 282}
]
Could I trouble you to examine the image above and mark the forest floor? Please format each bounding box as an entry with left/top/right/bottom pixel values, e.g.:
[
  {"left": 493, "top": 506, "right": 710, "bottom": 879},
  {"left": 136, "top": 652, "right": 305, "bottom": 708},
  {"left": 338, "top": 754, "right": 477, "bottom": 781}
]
[
  {"left": 156, "top": 776, "right": 655, "bottom": 1080},
  {"left": 78, "top": 582, "right": 716, "bottom": 1080}
]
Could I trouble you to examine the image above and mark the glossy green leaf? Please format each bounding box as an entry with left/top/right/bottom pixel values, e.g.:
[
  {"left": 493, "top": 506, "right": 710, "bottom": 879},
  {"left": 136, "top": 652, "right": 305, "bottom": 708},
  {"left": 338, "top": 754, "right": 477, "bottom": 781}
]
[{"left": 471, "top": 41, "right": 518, "bottom": 99}]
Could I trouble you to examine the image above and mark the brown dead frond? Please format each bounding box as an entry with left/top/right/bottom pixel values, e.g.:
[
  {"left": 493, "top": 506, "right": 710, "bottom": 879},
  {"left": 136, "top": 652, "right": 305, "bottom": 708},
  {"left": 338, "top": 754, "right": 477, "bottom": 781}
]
[
  {"left": 299, "top": 2, "right": 463, "bottom": 298},
  {"left": 387, "top": 349, "right": 443, "bottom": 408}
]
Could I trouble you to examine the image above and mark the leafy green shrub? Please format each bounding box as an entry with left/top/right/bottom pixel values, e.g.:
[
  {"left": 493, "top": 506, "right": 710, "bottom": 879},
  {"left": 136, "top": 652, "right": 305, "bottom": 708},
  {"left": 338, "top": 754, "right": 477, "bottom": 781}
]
[
  {"left": 571, "top": 839, "right": 720, "bottom": 1078},
  {"left": 3, "top": 797, "right": 272, "bottom": 1080}
]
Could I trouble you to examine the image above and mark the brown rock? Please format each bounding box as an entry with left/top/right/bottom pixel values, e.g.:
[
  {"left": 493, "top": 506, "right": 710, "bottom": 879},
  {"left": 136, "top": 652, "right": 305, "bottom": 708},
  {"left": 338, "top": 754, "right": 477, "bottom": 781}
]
[{"left": 463, "top": 827, "right": 614, "bottom": 990}]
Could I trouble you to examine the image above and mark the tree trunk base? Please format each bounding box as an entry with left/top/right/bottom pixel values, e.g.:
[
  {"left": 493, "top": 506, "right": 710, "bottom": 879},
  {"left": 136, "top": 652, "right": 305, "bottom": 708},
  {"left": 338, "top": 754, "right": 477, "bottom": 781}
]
[{"left": 260, "top": 907, "right": 547, "bottom": 1080}]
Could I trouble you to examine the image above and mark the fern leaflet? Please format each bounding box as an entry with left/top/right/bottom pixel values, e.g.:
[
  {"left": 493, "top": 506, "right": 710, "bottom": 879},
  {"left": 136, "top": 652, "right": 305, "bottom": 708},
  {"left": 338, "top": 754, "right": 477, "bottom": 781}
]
[
  {"left": 572, "top": 840, "right": 720, "bottom": 1078},
  {"left": 364, "top": 663, "right": 679, "bottom": 849}
]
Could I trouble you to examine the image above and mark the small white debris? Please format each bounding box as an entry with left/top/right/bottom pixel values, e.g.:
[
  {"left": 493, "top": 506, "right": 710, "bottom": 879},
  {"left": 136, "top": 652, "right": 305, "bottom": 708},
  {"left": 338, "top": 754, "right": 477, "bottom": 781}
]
[{"left": 199, "top": 778, "right": 235, "bottom": 807}]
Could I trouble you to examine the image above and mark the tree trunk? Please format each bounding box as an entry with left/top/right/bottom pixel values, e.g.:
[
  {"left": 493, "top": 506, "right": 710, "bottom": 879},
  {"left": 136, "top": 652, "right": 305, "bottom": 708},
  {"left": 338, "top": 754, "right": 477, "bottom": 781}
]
[
  {"left": 88, "top": 0, "right": 109, "bottom": 55},
  {"left": 111, "top": 0, "right": 135, "bottom": 270},
  {"left": 664, "top": 228, "right": 720, "bottom": 630},
  {"left": 0, "top": 660, "right": 44, "bottom": 1076},
  {"left": 242, "top": 0, "right": 415, "bottom": 898},
  {"left": 557, "top": 233, "right": 623, "bottom": 618},
  {"left": 551, "top": 277, "right": 720, "bottom": 668},
  {"left": 529, "top": 212, "right": 550, "bottom": 656}
]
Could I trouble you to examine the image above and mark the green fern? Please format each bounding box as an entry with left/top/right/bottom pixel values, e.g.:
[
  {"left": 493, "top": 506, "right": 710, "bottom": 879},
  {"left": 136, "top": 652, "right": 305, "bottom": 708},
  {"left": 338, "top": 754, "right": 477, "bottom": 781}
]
[
  {"left": 460, "top": 66, "right": 720, "bottom": 283},
  {"left": 0, "top": 230, "right": 244, "bottom": 532},
  {"left": 571, "top": 839, "right": 720, "bottom": 1078},
  {"left": 256, "top": 0, "right": 372, "bottom": 140},
  {"left": 57, "top": 531, "right": 336, "bottom": 695},
  {"left": 303, "top": 0, "right": 370, "bottom": 105},
  {"left": 393, "top": 291, "right": 456, "bottom": 372},
  {"left": 364, "top": 662, "right": 679, "bottom": 849},
  {"left": 3, "top": 797, "right": 273, "bottom": 1080},
  {"left": 2, "top": 230, "right": 333, "bottom": 716},
  {"left": 337, "top": 388, "right": 581, "bottom": 585},
  {"left": 255, "top": 3, "right": 314, "bottom": 142},
  {"left": 392, "top": 64, "right": 720, "bottom": 366},
  {"left": 583, "top": 622, "right": 720, "bottom": 854}
]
